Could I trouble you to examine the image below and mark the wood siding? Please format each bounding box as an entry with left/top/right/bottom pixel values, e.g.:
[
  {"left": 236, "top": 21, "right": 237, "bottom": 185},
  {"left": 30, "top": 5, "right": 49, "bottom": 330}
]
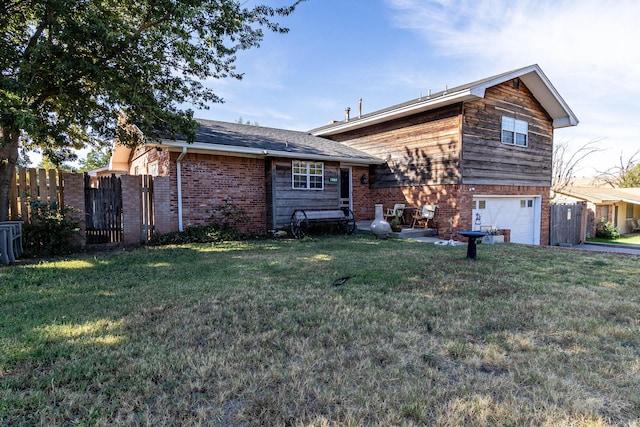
[
  {"left": 461, "top": 81, "right": 554, "bottom": 186},
  {"left": 327, "top": 104, "right": 463, "bottom": 188},
  {"left": 270, "top": 160, "right": 341, "bottom": 228}
]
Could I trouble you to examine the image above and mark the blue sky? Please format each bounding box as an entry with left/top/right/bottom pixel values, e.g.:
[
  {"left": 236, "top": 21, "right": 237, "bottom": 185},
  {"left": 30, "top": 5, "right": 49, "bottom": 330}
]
[{"left": 193, "top": 0, "right": 640, "bottom": 176}]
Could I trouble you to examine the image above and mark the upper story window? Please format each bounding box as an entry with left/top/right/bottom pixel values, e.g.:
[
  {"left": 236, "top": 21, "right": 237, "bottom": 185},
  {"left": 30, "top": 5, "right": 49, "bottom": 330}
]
[
  {"left": 501, "top": 116, "right": 528, "bottom": 147},
  {"left": 292, "top": 160, "right": 324, "bottom": 190}
]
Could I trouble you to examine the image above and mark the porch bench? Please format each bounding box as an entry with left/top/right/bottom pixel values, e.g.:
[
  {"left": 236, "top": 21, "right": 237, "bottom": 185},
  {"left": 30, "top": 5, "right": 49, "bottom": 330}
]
[{"left": 290, "top": 208, "right": 356, "bottom": 239}]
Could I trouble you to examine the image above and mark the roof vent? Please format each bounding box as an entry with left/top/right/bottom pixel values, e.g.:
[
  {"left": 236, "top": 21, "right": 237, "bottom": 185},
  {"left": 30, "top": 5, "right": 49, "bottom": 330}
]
[{"left": 345, "top": 107, "right": 351, "bottom": 122}]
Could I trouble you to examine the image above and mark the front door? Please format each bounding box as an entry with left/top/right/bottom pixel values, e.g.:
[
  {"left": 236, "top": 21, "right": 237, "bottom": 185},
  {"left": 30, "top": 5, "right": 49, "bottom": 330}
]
[{"left": 339, "top": 167, "right": 352, "bottom": 209}]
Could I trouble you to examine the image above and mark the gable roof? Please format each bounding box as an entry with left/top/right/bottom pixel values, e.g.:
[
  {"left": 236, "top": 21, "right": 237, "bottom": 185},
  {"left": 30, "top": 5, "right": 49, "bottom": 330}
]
[
  {"left": 310, "top": 64, "right": 578, "bottom": 136},
  {"left": 111, "top": 119, "right": 384, "bottom": 169},
  {"left": 557, "top": 186, "right": 640, "bottom": 204}
]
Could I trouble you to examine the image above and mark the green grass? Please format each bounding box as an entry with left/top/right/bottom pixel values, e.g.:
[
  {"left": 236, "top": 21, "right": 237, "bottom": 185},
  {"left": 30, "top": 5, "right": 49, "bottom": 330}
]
[
  {"left": 587, "top": 234, "right": 640, "bottom": 245},
  {"left": 1, "top": 236, "right": 639, "bottom": 426}
]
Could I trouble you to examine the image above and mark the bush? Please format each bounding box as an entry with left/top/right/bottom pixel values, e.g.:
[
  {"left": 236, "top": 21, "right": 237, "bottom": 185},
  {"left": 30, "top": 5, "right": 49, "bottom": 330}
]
[
  {"left": 147, "top": 224, "right": 242, "bottom": 246},
  {"left": 595, "top": 217, "right": 620, "bottom": 240},
  {"left": 23, "top": 202, "right": 81, "bottom": 257},
  {"left": 147, "top": 202, "right": 264, "bottom": 246}
]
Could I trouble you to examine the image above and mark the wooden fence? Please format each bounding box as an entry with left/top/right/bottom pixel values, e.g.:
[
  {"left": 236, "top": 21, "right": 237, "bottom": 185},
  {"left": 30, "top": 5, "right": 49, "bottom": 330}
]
[
  {"left": 550, "top": 203, "right": 586, "bottom": 246},
  {"left": 84, "top": 174, "right": 123, "bottom": 244},
  {"left": 8, "top": 168, "right": 63, "bottom": 223}
]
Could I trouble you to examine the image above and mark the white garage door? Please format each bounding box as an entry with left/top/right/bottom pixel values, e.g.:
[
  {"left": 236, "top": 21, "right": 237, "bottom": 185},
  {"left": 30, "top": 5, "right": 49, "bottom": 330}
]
[{"left": 472, "top": 196, "right": 541, "bottom": 245}]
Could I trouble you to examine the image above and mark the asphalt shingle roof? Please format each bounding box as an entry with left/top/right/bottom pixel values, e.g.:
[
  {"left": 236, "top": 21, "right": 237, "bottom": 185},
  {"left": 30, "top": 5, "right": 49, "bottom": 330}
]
[{"left": 187, "top": 119, "right": 382, "bottom": 163}]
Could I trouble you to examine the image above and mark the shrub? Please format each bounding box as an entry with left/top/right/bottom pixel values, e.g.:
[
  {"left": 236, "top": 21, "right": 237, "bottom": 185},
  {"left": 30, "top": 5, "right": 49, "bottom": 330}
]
[
  {"left": 595, "top": 217, "right": 620, "bottom": 240},
  {"left": 147, "top": 224, "right": 242, "bottom": 246},
  {"left": 148, "top": 202, "right": 252, "bottom": 246},
  {"left": 23, "top": 202, "right": 81, "bottom": 257}
]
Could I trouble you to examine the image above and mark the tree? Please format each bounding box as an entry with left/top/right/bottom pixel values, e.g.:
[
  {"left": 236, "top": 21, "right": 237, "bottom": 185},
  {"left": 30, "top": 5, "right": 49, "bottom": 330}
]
[
  {"left": 0, "top": 0, "right": 303, "bottom": 221},
  {"left": 78, "top": 147, "right": 112, "bottom": 172},
  {"left": 551, "top": 139, "right": 602, "bottom": 197},
  {"left": 597, "top": 150, "right": 640, "bottom": 188}
]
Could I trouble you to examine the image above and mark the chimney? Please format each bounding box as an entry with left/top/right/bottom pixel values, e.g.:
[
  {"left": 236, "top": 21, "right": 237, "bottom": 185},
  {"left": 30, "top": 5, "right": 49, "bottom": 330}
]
[{"left": 345, "top": 107, "right": 351, "bottom": 122}]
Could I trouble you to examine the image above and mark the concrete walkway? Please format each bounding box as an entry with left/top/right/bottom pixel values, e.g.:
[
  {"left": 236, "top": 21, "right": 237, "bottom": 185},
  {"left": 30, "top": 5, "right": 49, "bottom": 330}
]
[{"left": 356, "top": 221, "right": 640, "bottom": 255}]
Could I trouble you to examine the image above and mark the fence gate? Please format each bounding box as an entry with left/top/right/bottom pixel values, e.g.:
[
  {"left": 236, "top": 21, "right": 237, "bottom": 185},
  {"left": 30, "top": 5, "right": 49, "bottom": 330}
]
[
  {"left": 84, "top": 174, "right": 123, "bottom": 244},
  {"left": 550, "top": 203, "right": 584, "bottom": 246}
]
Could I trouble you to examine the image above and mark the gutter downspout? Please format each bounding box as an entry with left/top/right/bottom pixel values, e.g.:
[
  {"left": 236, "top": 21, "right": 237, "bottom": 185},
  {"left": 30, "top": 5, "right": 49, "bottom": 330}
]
[{"left": 176, "top": 147, "right": 188, "bottom": 232}]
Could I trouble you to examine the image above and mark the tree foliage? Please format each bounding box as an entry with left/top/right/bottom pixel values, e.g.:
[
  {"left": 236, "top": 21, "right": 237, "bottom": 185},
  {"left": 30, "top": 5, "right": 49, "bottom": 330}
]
[
  {"left": 551, "top": 139, "right": 602, "bottom": 197},
  {"left": 0, "top": 0, "right": 303, "bottom": 220},
  {"left": 78, "top": 147, "right": 111, "bottom": 172},
  {"left": 597, "top": 150, "right": 640, "bottom": 188}
]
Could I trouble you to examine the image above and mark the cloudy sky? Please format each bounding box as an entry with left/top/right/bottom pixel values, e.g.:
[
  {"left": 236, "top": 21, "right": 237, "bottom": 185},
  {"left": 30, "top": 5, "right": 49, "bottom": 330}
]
[{"left": 195, "top": 0, "right": 639, "bottom": 176}]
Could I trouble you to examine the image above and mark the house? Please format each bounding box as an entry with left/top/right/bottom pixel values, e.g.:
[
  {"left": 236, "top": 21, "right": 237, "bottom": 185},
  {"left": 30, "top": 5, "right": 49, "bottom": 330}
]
[
  {"left": 310, "top": 64, "right": 578, "bottom": 244},
  {"left": 108, "top": 64, "right": 577, "bottom": 244},
  {"left": 555, "top": 186, "right": 640, "bottom": 235},
  {"left": 109, "top": 120, "right": 383, "bottom": 233}
]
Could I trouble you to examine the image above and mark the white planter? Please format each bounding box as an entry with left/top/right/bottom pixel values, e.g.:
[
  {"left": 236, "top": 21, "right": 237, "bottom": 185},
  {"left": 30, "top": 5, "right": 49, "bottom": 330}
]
[
  {"left": 370, "top": 204, "right": 391, "bottom": 239},
  {"left": 482, "top": 235, "right": 504, "bottom": 244}
]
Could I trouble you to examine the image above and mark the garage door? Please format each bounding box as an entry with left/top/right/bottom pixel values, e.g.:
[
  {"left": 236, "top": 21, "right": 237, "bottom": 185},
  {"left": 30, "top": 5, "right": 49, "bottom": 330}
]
[{"left": 472, "top": 196, "right": 541, "bottom": 244}]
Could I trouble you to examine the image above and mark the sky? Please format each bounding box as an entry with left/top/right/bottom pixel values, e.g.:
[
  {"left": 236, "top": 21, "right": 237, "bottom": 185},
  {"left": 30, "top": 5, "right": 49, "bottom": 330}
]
[{"left": 188, "top": 0, "right": 640, "bottom": 177}]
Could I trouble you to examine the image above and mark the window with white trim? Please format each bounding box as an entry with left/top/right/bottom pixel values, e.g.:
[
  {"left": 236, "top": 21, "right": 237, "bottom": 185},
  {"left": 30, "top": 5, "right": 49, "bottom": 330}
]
[
  {"left": 292, "top": 160, "right": 324, "bottom": 190},
  {"left": 501, "top": 116, "right": 528, "bottom": 147},
  {"left": 148, "top": 161, "right": 158, "bottom": 177}
]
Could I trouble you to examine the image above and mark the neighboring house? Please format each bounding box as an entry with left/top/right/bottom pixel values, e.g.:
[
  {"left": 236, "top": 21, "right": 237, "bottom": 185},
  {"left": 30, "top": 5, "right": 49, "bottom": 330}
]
[
  {"left": 555, "top": 186, "right": 640, "bottom": 235},
  {"left": 311, "top": 64, "right": 578, "bottom": 244},
  {"left": 109, "top": 120, "right": 383, "bottom": 233},
  {"left": 107, "top": 64, "right": 578, "bottom": 244}
]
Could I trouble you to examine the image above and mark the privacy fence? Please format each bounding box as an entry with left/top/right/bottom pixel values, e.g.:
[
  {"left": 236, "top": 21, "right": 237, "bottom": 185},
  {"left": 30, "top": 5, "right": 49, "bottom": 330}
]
[
  {"left": 8, "top": 168, "right": 170, "bottom": 246},
  {"left": 549, "top": 202, "right": 588, "bottom": 246}
]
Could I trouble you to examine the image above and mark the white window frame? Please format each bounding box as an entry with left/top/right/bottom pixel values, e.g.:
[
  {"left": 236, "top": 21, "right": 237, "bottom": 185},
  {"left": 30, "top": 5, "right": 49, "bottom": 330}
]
[
  {"left": 148, "top": 161, "right": 159, "bottom": 177},
  {"left": 501, "top": 116, "right": 528, "bottom": 147},
  {"left": 292, "top": 160, "right": 324, "bottom": 190}
]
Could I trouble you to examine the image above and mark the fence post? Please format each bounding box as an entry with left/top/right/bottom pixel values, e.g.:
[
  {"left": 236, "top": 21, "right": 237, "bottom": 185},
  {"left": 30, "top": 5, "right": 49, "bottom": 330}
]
[
  {"left": 152, "top": 176, "right": 172, "bottom": 235},
  {"left": 62, "top": 172, "right": 87, "bottom": 248},
  {"left": 120, "top": 174, "right": 143, "bottom": 245}
]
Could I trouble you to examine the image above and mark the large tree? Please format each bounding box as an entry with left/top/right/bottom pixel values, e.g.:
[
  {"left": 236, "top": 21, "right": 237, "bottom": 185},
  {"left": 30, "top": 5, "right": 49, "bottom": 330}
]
[
  {"left": 0, "top": 0, "right": 302, "bottom": 220},
  {"left": 597, "top": 150, "right": 640, "bottom": 188}
]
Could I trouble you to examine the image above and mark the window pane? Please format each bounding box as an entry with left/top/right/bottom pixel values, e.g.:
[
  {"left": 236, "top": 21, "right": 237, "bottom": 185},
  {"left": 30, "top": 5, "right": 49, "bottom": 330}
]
[
  {"left": 479, "top": 201, "right": 486, "bottom": 209},
  {"left": 502, "top": 130, "right": 514, "bottom": 144},
  {"left": 502, "top": 116, "right": 515, "bottom": 131},
  {"left": 515, "top": 133, "right": 527, "bottom": 146},
  {"left": 515, "top": 119, "right": 528, "bottom": 134}
]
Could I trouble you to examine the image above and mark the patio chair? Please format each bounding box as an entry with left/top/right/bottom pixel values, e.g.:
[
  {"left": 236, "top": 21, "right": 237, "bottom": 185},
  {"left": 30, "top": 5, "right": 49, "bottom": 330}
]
[
  {"left": 411, "top": 205, "right": 436, "bottom": 229},
  {"left": 384, "top": 204, "right": 405, "bottom": 223},
  {"left": 631, "top": 218, "right": 640, "bottom": 233}
]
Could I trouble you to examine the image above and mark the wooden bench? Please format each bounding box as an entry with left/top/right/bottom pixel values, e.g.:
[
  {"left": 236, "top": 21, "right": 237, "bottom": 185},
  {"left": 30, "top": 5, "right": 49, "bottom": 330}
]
[{"left": 290, "top": 208, "right": 356, "bottom": 239}]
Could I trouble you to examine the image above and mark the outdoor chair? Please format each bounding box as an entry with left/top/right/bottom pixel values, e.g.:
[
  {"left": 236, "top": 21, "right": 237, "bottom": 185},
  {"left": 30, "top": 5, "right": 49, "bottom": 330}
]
[
  {"left": 630, "top": 218, "right": 640, "bottom": 233},
  {"left": 384, "top": 204, "right": 405, "bottom": 223},
  {"left": 0, "top": 221, "right": 23, "bottom": 264},
  {"left": 411, "top": 205, "right": 436, "bottom": 229}
]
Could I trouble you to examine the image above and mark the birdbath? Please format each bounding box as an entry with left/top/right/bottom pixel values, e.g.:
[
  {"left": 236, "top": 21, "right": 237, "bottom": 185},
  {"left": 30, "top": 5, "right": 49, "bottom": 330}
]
[{"left": 458, "top": 230, "right": 487, "bottom": 260}]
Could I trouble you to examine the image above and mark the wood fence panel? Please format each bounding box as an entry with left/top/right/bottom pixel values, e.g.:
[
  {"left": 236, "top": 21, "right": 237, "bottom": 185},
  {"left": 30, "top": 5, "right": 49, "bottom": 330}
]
[
  {"left": 84, "top": 174, "right": 123, "bottom": 244},
  {"left": 550, "top": 204, "right": 584, "bottom": 246},
  {"left": 141, "top": 175, "right": 154, "bottom": 241},
  {"left": 8, "top": 168, "right": 62, "bottom": 222}
]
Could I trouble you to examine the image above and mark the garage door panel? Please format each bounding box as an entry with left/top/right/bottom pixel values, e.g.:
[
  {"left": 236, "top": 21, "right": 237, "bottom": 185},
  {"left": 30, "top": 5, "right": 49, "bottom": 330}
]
[{"left": 473, "top": 197, "right": 537, "bottom": 244}]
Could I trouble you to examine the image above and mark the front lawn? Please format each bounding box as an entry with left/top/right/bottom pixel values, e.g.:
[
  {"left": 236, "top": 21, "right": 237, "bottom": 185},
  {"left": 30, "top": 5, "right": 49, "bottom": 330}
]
[
  {"left": 1, "top": 236, "right": 639, "bottom": 426},
  {"left": 588, "top": 234, "right": 640, "bottom": 246}
]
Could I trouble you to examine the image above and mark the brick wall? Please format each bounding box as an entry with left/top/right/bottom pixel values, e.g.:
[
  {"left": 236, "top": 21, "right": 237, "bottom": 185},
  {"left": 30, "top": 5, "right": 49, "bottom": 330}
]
[
  {"left": 61, "top": 172, "right": 86, "bottom": 247},
  {"left": 120, "top": 175, "right": 143, "bottom": 245},
  {"left": 366, "top": 183, "right": 550, "bottom": 244},
  {"left": 168, "top": 152, "right": 266, "bottom": 233}
]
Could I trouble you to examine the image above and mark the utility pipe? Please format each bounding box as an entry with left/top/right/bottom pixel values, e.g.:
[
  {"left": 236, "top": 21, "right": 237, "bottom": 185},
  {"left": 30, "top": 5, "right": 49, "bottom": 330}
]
[{"left": 176, "top": 147, "right": 187, "bottom": 232}]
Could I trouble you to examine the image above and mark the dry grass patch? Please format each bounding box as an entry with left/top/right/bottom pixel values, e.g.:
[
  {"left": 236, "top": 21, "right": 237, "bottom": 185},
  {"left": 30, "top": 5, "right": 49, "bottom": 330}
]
[{"left": 1, "top": 236, "right": 639, "bottom": 426}]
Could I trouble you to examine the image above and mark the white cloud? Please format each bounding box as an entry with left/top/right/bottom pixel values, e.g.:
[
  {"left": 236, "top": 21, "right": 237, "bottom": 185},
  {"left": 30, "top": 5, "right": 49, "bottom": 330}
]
[{"left": 386, "top": 0, "right": 640, "bottom": 174}]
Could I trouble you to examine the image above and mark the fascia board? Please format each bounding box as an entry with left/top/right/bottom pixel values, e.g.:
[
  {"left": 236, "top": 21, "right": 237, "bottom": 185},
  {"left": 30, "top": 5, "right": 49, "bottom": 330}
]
[
  {"left": 155, "top": 140, "right": 384, "bottom": 165},
  {"left": 311, "top": 90, "right": 480, "bottom": 136}
]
